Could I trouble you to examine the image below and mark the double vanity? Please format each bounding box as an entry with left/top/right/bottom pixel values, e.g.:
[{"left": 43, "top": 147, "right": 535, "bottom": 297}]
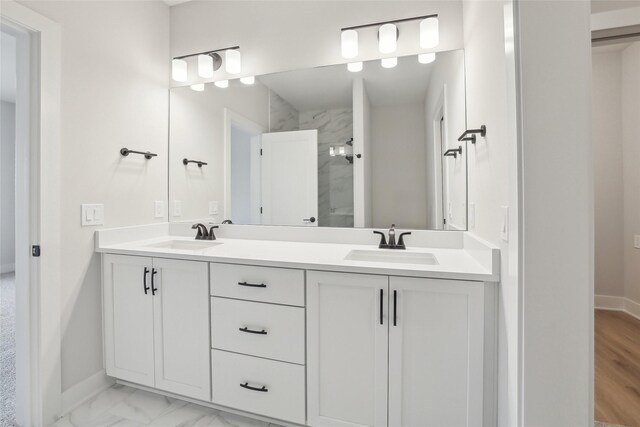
[{"left": 96, "top": 223, "right": 499, "bottom": 427}]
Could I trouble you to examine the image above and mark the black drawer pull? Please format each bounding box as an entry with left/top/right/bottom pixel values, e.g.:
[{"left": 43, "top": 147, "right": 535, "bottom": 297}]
[
  {"left": 151, "top": 268, "right": 158, "bottom": 295},
  {"left": 143, "top": 267, "right": 150, "bottom": 295},
  {"left": 239, "top": 327, "right": 267, "bottom": 335},
  {"left": 379, "top": 289, "right": 384, "bottom": 325},
  {"left": 240, "top": 382, "right": 268, "bottom": 392},
  {"left": 393, "top": 290, "right": 397, "bottom": 326},
  {"left": 237, "top": 281, "right": 267, "bottom": 288}
]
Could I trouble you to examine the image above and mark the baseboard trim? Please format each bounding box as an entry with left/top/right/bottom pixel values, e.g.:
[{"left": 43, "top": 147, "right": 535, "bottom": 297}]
[
  {"left": 61, "top": 370, "right": 115, "bottom": 416},
  {"left": 595, "top": 295, "right": 640, "bottom": 320},
  {"left": 0, "top": 263, "right": 15, "bottom": 274}
]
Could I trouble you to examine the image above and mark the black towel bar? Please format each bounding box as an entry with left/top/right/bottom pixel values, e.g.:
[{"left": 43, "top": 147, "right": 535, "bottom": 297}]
[
  {"left": 458, "top": 125, "right": 487, "bottom": 143},
  {"left": 443, "top": 146, "right": 463, "bottom": 159},
  {"left": 120, "top": 148, "right": 157, "bottom": 160},
  {"left": 183, "top": 158, "right": 208, "bottom": 167}
]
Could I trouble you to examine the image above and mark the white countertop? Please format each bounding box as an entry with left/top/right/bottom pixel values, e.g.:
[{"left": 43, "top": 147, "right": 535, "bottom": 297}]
[{"left": 97, "top": 235, "right": 499, "bottom": 282}]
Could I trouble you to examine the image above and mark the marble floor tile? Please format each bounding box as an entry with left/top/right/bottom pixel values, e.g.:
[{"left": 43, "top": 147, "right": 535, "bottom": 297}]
[{"left": 51, "top": 385, "right": 283, "bottom": 427}]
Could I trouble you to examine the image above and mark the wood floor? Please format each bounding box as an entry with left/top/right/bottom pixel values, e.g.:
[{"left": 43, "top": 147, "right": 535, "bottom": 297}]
[{"left": 595, "top": 310, "right": 640, "bottom": 427}]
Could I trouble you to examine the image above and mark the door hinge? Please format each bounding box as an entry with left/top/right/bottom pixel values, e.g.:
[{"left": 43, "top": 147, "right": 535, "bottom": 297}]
[
  {"left": 32, "top": 245, "right": 41, "bottom": 257},
  {"left": 443, "top": 219, "right": 447, "bottom": 225}
]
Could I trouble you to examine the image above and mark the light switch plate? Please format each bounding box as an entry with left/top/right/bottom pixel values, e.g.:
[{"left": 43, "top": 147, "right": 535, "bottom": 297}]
[
  {"left": 469, "top": 203, "right": 476, "bottom": 229},
  {"left": 154, "top": 201, "right": 165, "bottom": 218},
  {"left": 209, "top": 201, "right": 219, "bottom": 216},
  {"left": 634, "top": 235, "right": 640, "bottom": 249},
  {"left": 81, "top": 204, "right": 104, "bottom": 226},
  {"left": 173, "top": 200, "right": 182, "bottom": 217},
  {"left": 500, "top": 206, "right": 509, "bottom": 242}
]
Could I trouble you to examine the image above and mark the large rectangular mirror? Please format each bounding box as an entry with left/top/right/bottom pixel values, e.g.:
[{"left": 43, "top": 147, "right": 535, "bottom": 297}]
[{"left": 169, "top": 49, "right": 467, "bottom": 230}]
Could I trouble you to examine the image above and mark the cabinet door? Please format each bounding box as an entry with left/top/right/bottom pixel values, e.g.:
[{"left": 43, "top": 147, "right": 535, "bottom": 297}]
[
  {"left": 152, "top": 258, "right": 210, "bottom": 400},
  {"left": 307, "top": 271, "right": 388, "bottom": 427},
  {"left": 103, "top": 254, "right": 155, "bottom": 387},
  {"left": 389, "top": 277, "right": 485, "bottom": 427}
]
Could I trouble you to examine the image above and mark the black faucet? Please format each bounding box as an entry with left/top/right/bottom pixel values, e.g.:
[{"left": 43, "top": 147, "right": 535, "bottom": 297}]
[
  {"left": 208, "top": 225, "right": 219, "bottom": 240},
  {"left": 373, "top": 224, "right": 411, "bottom": 249},
  {"left": 192, "top": 223, "right": 208, "bottom": 240}
]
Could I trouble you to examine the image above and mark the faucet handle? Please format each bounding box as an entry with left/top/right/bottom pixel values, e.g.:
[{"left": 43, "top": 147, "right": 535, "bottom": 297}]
[
  {"left": 208, "top": 225, "right": 219, "bottom": 241},
  {"left": 373, "top": 231, "right": 388, "bottom": 248},
  {"left": 397, "top": 232, "right": 412, "bottom": 249}
]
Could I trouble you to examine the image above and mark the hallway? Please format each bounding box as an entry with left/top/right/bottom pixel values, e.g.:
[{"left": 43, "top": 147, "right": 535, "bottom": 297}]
[{"left": 0, "top": 273, "right": 15, "bottom": 426}]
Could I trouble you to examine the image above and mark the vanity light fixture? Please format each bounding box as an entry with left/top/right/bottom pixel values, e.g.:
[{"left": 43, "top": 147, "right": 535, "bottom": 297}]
[
  {"left": 240, "top": 76, "right": 255, "bottom": 85},
  {"left": 420, "top": 16, "right": 439, "bottom": 48},
  {"left": 197, "top": 54, "right": 215, "bottom": 78},
  {"left": 190, "top": 83, "right": 205, "bottom": 91},
  {"left": 378, "top": 23, "right": 398, "bottom": 54},
  {"left": 340, "top": 14, "right": 439, "bottom": 62},
  {"left": 347, "top": 62, "right": 363, "bottom": 72},
  {"left": 171, "top": 46, "right": 240, "bottom": 82},
  {"left": 214, "top": 80, "right": 229, "bottom": 88},
  {"left": 418, "top": 52, "right": 436, "bottom": 64},
  {"left": 172, "top": 59, "right": 188, "bottom": 82},
  {"left": 341, "top": 29, "right": 359, "bottom": 58},
  {"left": 225, "top": 49, "right": 241, "bottom": 74},
  {"left": 381, "top": 57, "right": 397, "bottom": 68}
]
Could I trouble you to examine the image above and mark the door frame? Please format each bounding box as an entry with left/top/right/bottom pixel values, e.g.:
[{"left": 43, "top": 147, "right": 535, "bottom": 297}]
[
  {"left": 431, "top": 91, "right": 446, "bottom": 229},
  {"left": 223, "top": 108, "right": 266, "bottom": 220},
  {"left": 1, "top": 2, "right": 61, "bottom": 426}
]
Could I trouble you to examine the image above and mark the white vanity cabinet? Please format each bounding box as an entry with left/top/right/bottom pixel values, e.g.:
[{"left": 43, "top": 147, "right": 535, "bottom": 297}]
[
  {"left": 307, "top": 271, "right": 491, "bottom": 427},
  {"left": 103, "top": 254, "right": 210, "bottom": 401}
]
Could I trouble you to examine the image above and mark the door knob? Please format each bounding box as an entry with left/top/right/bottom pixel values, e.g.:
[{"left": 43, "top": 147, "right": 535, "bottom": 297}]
[{"left": 303, "top": 217, "right": 316, "bottom": 223}]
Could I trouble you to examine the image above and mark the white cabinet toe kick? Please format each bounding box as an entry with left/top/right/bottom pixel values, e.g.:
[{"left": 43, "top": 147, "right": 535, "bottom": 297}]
[{"left": 102, "top": 255, "right": 497, "bottom": 427}]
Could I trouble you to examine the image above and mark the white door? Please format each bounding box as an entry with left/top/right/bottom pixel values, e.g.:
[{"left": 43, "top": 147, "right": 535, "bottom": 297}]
[
  {"left": 388, "top": 277, "right": 485, "bottom": 427},
  {"left": 261, "top": 130, "right": 318, "bottom": 226},
  {"left": 152, "top": 258, "right": 210, "bottom": 401},
  {"left": 103, "top": 254, "right": 155, "bottom": 387},
  {"left": 307, "top": 271, "right": 388, "bottom": 427}
]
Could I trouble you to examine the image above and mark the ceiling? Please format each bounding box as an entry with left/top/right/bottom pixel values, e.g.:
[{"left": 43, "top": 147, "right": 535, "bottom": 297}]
[
  {"left": 1, "top": 31, "right": 16, "bottom": 103},
  {"left": 259, "top": 54, "right": 438, "bottom": 112}
]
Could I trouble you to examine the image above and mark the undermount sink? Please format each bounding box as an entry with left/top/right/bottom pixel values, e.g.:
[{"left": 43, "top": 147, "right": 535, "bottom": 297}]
[
  {"left": 145, "top": 240, "right": 222, "bottom": 251},
  {"left": 344, "top": 249, "right": 438, "bottom": 265}
]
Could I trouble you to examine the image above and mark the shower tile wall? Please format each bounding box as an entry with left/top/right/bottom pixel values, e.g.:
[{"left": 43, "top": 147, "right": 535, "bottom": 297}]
[
  {"left": 299, "top": 109, "right": 354, "bottom": 227},
  {"left": 269, "top": 91, "right": 299, "bottom": 132}
]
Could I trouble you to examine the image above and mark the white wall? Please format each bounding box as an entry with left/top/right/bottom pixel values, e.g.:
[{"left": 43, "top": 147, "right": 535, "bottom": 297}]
[
  {"left": 17, "top": 0, "right": 170, "bottom": 393},
  {"left": 424, "top": 50, "right": 467, "bottom": 230},
  {"left": 370, "top": 103, "right": 427, "bottom": 229},
  {"left": 517, "top": 1, "right": 593, "bottom": 425},
  {"left": 169, "top": 82, "right": 269, "bottom": 221},
  {"left": 170, "top": 1, "right": 464, "bottom": 87},
  {"left": 1, "top": 101, "right": 16, "bottom": 273},
  {"left": 462, "top": 1, "right": 519, "bottom": 425},
  {"left": 622, "top": 41, "right": 640, "bottom": 304},
  {"left": 592, "top": 48, "right": 625, "bottom": 298}
]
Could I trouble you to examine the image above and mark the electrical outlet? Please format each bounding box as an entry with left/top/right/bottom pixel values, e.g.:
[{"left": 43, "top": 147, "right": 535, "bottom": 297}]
[
  {"left": 154, "top": 200, "right": 165, "bottom": 218},
  {"left": 81, "top": 204, "right": 104, "bottom": 226},
  {"left": 209, "top": 201, "right": 219, "bottom": 216},
  {"left": 173, "top": 200, "right": 182, "bottom": 217}
]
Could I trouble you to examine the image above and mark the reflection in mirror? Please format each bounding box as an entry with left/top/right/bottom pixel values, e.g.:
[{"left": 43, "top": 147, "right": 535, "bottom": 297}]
[{"left": 169, "top": 50, "right": 467, "bottom": 230}]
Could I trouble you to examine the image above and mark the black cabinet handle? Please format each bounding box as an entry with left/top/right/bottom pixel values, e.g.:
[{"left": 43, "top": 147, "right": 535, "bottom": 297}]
[
  {"left": 393, "top": 290, "right": 397, "bottom": 326},
  {"left": 239, "top": 327, "right": 267, "bottom": 335},
  {"left": 237, "top": 281, "right": 267, "bottom": 288},
  {"left": 240, "top": 382, "right": 268, "bottom": 392},
  {"left": 143, "top": 267, "right": 150, "bottom": 295},
  {"left": 380, "top": 289, "right": 384, "bottom": 325},
  {"left": 151, "top": 268, "right": 158, "bottom": 295}
]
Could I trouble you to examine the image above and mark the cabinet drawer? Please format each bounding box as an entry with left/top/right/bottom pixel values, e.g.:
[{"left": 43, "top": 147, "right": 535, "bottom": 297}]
[
  {"left": 210, "top": 263, "right": 304, "bottom": 306},
  {"left": 211, "top": 297, "right": 305, "bottom": 364},
  {"left": 211, "top": 350, "right": 306, "bottom": 425}
]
